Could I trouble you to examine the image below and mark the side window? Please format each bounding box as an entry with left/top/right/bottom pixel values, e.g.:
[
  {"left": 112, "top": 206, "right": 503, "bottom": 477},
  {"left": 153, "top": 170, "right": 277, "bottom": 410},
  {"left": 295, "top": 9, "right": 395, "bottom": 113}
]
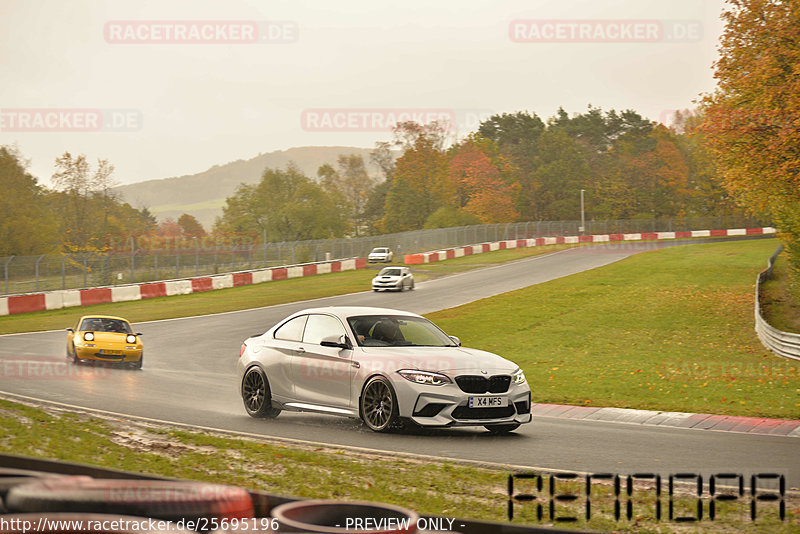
[
  {"left": 303, "top": 314, "right": 346, "bottom": 345},
  {"left": 274, "top": 315, "right": 308, "bottom": 342}
]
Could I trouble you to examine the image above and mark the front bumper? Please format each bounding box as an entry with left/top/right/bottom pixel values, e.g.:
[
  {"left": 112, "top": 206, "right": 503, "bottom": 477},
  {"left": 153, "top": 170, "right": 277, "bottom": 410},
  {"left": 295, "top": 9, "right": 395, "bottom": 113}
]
[
  {"left": 372, "top": 280, "right": 402, "bottom": 291},
  {"left": 392, "top": 376, "right": 532, "bottom": 427},
  {"left": 74, "top": 345, "right": 142, "bottom": 363}
]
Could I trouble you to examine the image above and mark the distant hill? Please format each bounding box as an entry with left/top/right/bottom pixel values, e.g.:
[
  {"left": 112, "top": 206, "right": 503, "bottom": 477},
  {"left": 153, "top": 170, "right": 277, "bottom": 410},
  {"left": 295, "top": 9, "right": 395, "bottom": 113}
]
[{"left": 113, "top": 146, "right": 383, "bottom": 229}]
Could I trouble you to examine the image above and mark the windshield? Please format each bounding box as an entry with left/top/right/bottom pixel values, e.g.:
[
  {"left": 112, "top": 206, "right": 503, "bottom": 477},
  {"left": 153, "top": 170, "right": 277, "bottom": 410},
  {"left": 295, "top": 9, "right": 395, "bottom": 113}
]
[
  {"left": 79, "top": 317, "right": 133, "bottom": 334},
  {"left": 378, "top": 268, "right": 401, "bottom": 276},
  {"left": 371, "top": 248, "right": 387, "bottom": 253},
  {"left": 347, "top": 315, "right": 456, "bottom": 347}
]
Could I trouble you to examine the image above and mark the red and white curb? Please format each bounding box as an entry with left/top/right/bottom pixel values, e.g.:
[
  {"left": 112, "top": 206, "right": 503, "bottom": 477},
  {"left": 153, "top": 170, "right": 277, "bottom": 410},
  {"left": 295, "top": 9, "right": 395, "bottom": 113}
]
[
  {"left": 533, "top": 403, "right": 800, "bottom": 437},
  {"left": 0, "top": 258, "right": 367, "bottom": 317},
  {"left": 404, "top": 227, "right": 776, "bottom": 264}
]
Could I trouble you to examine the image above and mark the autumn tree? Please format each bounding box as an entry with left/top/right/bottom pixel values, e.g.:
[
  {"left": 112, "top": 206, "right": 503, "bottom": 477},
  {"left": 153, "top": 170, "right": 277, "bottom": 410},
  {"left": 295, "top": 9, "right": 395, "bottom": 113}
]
[
  {"left": 382, "top": 128, "right": 451, "bottom": 231},
  {"left": 178, "top": 213, "right": 206, "bottom": 238},
  {"left": 478, "top": 112, "right": 546, "bottom": 220},
  {"left": 51, "top": 152, "right": 117, "bottom": 250},
  {"left": 216, "top": 164, "right": 346, "bottom": 242},
  {"left": 318, "top": 154, "right": 375, "bottom": 236},
  {"left": 700, "top": 0, "right": 800, "bottom": 272},
  {"left": 447, "top": 136, "right": 519, "bottom": 223},
  {"left": 0, "top": 146, "right": 59, "bottom": 255}
]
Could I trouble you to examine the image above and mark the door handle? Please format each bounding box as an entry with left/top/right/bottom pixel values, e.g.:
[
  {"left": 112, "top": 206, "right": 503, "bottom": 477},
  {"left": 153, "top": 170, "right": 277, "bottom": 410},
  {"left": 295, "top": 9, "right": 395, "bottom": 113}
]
[
  {"left": 352, "top": 361, "right": 360, "bottom": 368},
  {"left": 295, "top": 346, "right": 306, "bottom": 354}
]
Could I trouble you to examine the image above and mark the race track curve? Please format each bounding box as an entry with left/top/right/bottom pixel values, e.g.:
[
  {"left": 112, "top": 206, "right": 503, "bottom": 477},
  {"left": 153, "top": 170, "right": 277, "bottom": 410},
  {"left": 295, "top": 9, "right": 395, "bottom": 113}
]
[{"left": 1, "top": 237, "right": 797, "bottom": 489}]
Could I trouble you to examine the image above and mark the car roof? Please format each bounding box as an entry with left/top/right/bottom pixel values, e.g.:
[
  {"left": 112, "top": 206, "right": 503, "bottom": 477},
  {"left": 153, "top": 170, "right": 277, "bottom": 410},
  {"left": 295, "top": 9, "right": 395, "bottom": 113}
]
[
  {"left": 289, "top": 306, "right": 422, "bottom": 320},
  {"left": 77, "top": 315, "right": 131, "bottom": 323}
]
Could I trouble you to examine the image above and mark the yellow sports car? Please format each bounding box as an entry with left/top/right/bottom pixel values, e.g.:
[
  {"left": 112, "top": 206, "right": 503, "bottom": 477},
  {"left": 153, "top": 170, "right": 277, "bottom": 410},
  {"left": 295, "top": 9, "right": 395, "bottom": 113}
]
[{"left": 66, "top": 315, "right": 143, "bottom": 369}]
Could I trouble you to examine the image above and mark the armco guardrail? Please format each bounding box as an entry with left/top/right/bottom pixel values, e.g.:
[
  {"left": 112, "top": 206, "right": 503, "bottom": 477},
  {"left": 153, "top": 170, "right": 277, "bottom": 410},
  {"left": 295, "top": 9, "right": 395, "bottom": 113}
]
[
  {"left": 405, "top": 227, "right": 776, "bottom": 264},
  {"left": 755, "top": 245, "right": 800, "bottom": 361}
]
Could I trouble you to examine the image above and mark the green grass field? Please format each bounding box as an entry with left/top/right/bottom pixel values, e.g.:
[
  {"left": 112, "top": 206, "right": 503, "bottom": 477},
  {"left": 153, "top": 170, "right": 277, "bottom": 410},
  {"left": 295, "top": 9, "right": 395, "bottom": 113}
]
[{"left": 429, "top": 239, "right": 798, "bottom": 419}]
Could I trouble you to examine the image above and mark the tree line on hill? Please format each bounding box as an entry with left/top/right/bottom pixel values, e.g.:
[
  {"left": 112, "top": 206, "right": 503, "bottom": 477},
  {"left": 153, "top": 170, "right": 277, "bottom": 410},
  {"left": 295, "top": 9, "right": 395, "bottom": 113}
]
[{"left": 214, "top": 108, "right": 740, "bottom": 242}]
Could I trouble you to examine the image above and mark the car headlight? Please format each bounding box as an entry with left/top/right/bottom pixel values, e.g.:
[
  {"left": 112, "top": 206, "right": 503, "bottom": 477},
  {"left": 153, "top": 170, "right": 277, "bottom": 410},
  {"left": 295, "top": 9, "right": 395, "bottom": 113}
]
[
  {"left": 83, "top": 332, "right": 94, "bottom": 341},
  {"left": 126, "top": 334, "right": 137, "bottom": 344},
  {"left": 397, "top": 370, "right": 451, "bottom": 386},
  {"left": 512, "top": 368, "right": 526, "bottom": 384}
]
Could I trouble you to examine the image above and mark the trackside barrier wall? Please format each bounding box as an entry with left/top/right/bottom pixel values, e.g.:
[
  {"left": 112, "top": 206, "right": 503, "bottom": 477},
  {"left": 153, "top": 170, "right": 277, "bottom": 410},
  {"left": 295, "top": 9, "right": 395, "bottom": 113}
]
[
  {"left": 404, "top": 227, "right": 776, "bottom": 264},
  {"left": 755, "top": 245, "right": 800, "bottom": 361},
  {"left": 0, "top": 229, "right": 776, "bottom": 317},
  {"left": 0, "top": 258, "right": 367, "bottom": 317}
]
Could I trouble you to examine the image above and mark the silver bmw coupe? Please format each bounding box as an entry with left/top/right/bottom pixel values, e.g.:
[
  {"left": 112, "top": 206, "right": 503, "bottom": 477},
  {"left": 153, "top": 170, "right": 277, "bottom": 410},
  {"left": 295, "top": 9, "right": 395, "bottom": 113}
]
[{"left": 237, "top": 307, "right": 532, "bottom": 433}]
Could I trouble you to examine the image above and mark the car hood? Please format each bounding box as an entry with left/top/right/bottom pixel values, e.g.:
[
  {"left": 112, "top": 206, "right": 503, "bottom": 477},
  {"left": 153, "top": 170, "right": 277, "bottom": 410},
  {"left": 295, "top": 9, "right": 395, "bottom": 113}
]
[
  {"left": 356, "top": 346, "right": 518, "bottom": 374},
  {"left": 80, "top": 332, "right": 131, "bottom": 344}
]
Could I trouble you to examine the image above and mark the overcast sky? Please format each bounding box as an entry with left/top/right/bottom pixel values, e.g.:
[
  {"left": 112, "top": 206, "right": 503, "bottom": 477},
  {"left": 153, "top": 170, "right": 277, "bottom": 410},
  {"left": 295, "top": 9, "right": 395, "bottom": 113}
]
[{"left": 0, "top": 0, "right": 728, "bottom": 186}]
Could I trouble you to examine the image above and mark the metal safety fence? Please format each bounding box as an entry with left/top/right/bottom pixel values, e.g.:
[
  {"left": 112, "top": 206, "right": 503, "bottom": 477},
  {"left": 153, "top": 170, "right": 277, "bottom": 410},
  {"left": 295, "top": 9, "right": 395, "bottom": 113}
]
[
  {"left": 1, "top": 215, "right": 762, "bottom": 296},
  {"left": 755, "top": 245, "right": 800, "bottom": 361}
]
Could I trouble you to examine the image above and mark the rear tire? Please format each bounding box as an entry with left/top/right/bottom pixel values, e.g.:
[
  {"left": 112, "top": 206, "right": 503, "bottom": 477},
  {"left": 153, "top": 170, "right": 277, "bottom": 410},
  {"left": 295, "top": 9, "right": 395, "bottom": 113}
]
[{"left": 242, "top": 366, "right": 281, "bottom": 418}]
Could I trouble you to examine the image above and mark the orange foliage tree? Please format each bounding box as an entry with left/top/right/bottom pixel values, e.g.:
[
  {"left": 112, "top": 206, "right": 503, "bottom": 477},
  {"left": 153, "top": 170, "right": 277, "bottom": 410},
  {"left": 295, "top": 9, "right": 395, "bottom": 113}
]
[
  {"left": 447, "top": 137, "right": 519, "bottom": 223},
  {"left": 700, "top": 0, "right": 800, "bottom": 271}
]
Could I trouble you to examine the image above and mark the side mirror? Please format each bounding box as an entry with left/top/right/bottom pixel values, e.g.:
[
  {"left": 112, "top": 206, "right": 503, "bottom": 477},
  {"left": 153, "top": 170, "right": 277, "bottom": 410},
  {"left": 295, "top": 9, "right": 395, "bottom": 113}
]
[
  {"left": 66, "top": 328, "right": 74, "bottom": 333},
  {"left": 321, "top": 334, "right": 352, "bottom": 350},
  {"left": 449, "top": 335, "right": 461, "bottom": 347},
  {"left": 135, "top": 332, "right": 143, "bottom": 336}
]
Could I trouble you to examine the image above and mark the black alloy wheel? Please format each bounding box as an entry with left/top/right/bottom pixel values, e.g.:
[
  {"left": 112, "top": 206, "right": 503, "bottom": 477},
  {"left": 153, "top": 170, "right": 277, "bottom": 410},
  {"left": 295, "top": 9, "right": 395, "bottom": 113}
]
[
  {"left": 242, "top": 366, "right": 281, "bottom": 418},
  {"left": 361, "top": 376, "right": 399, "bottom": 432}
]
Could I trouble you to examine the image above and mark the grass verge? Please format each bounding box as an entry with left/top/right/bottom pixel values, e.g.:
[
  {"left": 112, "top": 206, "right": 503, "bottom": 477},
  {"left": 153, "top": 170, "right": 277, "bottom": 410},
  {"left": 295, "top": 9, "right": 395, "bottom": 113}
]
[
  {"left": 760, "top": 249, "right": 800, "bottom": 333},
  {"left": 0, "top": 398, "right": 796, "bottom": 533},
  {"left": 429, "top": 239, "right": 799, "bottom": 420}
]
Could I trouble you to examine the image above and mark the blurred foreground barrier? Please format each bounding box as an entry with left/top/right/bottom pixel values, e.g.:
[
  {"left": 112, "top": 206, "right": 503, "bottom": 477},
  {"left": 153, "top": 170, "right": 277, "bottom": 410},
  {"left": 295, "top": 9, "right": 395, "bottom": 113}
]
[
  {"left": 0, "top": 454, "right": 577, "bottom": 533},
  {"left": 755, "top": 245, "right": 800, "bottom": 361}
]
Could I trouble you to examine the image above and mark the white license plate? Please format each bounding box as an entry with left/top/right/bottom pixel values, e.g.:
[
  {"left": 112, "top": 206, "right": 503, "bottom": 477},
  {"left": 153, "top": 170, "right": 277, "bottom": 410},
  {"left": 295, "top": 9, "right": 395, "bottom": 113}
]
[{"left": 468, "top": 396, "right": 508, "bottom": 408}]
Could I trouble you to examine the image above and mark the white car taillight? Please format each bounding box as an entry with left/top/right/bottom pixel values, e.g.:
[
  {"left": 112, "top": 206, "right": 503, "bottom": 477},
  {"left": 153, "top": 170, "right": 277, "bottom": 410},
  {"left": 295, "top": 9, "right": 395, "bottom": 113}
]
[{"left": 240, "top": 343, "right": 246, "bottom": 357}]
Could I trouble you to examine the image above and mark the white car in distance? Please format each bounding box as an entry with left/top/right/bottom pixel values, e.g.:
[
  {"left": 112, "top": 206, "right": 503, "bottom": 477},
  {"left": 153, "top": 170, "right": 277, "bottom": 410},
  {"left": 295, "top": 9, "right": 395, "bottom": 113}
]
[
  {"left": 368, "top": 247, "right": 394, "bottom": 263},
  {"left": 372, "top": 267, "right": 414, "bottom": 292}
]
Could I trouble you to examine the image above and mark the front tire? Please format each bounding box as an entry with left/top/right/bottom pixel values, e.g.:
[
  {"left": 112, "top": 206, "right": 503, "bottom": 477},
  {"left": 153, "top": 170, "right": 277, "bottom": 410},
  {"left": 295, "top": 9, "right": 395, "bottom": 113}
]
[
  {"left": 360, "top": 376, "right": 399, "bottom": 432},
  {"left": 68, "top": 344, "right": 80, "bottom": 365},
  {"left": 242, "top": 366, "right": 281, "bottom": 418},
  {"left": 131, "top": 352, "right": 143, "bottom": 370},
  {"left": 484, "top": 423, "right": 520, "bottom": 434}
]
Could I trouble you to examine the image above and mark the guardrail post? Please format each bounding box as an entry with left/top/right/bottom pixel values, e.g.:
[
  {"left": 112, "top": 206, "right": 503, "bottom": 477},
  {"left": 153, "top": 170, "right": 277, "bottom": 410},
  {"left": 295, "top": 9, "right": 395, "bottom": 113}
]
[
  {"left": 4, "top": 255, "right": 14, "bottom": 295},
  {"left": 129, "top": 236, "right": 135, "bottom": 283},
  {"left": 61, "top": 254, "right": 70, "bottom": 290},
  {"left": 34, "top": 254, "right": 45, "bottom": 292},
  {"left": 82, "top": 253, "right": 93, "bottom": 288}
]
